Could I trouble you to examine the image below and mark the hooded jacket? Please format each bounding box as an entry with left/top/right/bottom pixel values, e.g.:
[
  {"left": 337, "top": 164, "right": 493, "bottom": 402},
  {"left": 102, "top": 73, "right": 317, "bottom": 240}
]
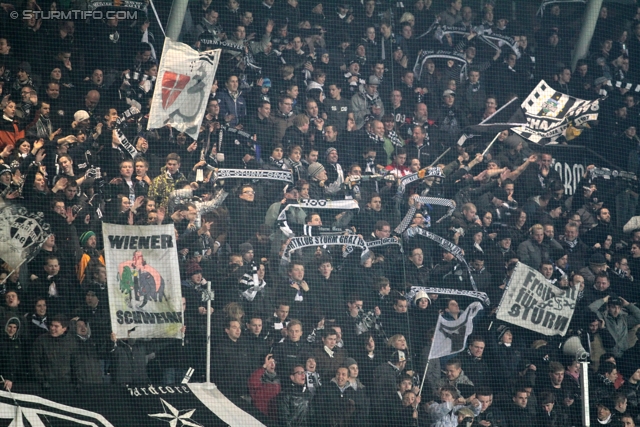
[
  {"left": 70, "top": 319, "right": 104, "bottom": 385},
  {"left": 589, "top": 298, "right": 640, "bottom": 357},
  {"left": 0, "top": 317, "right": 26, "bottom": 383},
  {"left": 148, "top": 166, "right": 189, "bottom": 209}
]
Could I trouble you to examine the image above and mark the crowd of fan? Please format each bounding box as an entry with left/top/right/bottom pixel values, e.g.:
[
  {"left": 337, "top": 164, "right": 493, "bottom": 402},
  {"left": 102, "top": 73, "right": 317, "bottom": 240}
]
[{"left": 4, "top": 0, "right": 640, "bottom": 426}]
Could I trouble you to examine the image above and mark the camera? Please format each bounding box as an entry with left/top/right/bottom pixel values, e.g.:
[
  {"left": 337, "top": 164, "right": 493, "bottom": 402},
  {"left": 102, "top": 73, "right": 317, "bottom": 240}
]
[{"left": 85, "top": 167, "right": 106, "bottom": 191}]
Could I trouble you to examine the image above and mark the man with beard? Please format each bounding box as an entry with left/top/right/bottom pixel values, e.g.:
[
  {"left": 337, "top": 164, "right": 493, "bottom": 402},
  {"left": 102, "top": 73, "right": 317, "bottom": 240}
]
[
  {"left": 26, "top": 100, "right": 53, "bottom": 140},
  {"left": 583, "top": 207, "right": 616, "bottom": 249}
]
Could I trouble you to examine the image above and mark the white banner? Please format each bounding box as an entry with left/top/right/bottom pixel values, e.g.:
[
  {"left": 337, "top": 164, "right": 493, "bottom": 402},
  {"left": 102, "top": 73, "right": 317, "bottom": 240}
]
[
  {"left": 429, "top": 301, "right": 483, "bottom": 360},
  {"left": 148, "top": 39, "right": 221, "bottom": 140},
  {"left": 496, "top": 262, "right": 579, "bottom": 336},
  {"left": 103, "top": 223, "right": 183, "bottom": 339}
]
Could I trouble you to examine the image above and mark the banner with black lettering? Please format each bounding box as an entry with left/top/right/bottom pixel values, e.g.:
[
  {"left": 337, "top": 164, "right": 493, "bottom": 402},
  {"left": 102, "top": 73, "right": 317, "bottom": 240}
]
[
  {"left": 512, "top": 80, "right": 600, "bottom": 144},
  {"left": 103, "top": 223, "right": 183, "bottom": 339},
  {"left": 496, "top": 262, "right": 579, "bottom": 336}
]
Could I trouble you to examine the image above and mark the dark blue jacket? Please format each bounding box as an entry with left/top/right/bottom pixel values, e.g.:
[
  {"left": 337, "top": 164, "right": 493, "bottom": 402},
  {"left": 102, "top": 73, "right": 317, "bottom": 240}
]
[{"left": 216, "top": 89, "right": 247, "bottom": 127}]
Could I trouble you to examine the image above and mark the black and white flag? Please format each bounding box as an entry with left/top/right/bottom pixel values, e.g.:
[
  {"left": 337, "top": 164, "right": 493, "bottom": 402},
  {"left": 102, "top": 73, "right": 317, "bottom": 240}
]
[
  {"left": 429, "top": 301, "right": 483, "bottom": 360},
  {"left": 0, "top": 383, "right": 265, "bottom": 426},
  {"left": 0, "top": 205, "right": 50, "bottom": 274},
  {"left": 512, "top": 80, "right": 600, "bottom": 144},
  {"left": 457, "top": 96, "right": 527, "bottom": 145}
]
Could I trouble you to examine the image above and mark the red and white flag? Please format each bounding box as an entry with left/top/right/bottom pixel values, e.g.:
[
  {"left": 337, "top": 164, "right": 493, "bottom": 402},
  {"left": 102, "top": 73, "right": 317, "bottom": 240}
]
[{"left": 148, "top": 38, "right": 220, "bottom": 140}]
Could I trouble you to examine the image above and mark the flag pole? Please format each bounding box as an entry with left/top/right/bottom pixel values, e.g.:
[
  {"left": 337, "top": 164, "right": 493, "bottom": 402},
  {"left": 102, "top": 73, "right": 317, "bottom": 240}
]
[
  {"left": 166, "top": 0, "right": 189, "bottom": 41},
  {"left": 428, "top": 147, "right": 451, "bottom": 167},
  {"left": 205, "top": 280, "right": 215, "bottom": 388},
  {"left": 419, "top": 360, "right": 430, "bottom": 396},
  {"left": 482, "top": 132, "right": 502, "bottom": 156}
]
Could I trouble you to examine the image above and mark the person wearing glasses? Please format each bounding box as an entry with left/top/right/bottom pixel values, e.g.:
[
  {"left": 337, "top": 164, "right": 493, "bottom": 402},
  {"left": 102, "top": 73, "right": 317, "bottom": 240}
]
[{"left": 278, "top": 363, "right": 315, "bottom": 427}]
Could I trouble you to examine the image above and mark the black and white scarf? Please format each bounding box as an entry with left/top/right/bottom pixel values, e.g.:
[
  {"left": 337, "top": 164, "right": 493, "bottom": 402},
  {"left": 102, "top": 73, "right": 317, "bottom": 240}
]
[
  {"left": 395, "top": 197, "right": 456, "bottom": 234},
  {"left": 405, "top": 285, "right": 490, "bottom": 306},
  {"left": 213, "top": 168, "right": 293, "bottom": 183},
  {"left": 406, "top": 227, "right": 477, "bottom": 291},
  {"left": 387, "top": 130, "right": 404, "bottom": 148},
  {"left": 281, "top": 234, "right": 370, "bottom": 264},
  {"left": 366, "top": 131, "right": 385, "bottom": 146},
  {"left": 278, "top": 199, "right": 359, "bottom": 237},
  {"left": 270, "top": 156, "right": 285, "bottom": 169}
]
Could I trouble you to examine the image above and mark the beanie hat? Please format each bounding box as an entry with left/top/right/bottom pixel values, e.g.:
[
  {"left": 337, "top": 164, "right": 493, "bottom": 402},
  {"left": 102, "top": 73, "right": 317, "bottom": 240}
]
[
  {"left": 414, "top": 290, "right": 431, "bottom": 304},
  {"left": 550, "top": 247, "right": 566, "bottom": 261},
  {"left": 343, "top": 357, "right": 358, "bottom": 368},
  {"left": 308, "top": 162, "right": 325, "bottom": 179},
  {"left": 239, "top": 242, "right": 254, "bottom": 255},
  {"left": 79, "top": 231, "right": 96, "bottom": 247},
  {"left": 186, "top": 261, "right": 202, "bottom": 276},
  {"left": 497, "top": 324, "right": 511, "bottom": 342},
  {"left": 18, "top": 62, "right": 31, "bottom": 74},
  {"left": 547, "top": 199, "right": 564, "bottom": 212},
  {"left": 589, "top": 252, "right": 607, "bottom": 266},
  {"left": 597, "top": 398, "right": 614, "bottom": 411},
  {"left": 0, "top": 164, "right": 12, "bottom": 176},
  {"left": 504, "top": 134, "right": 523, "bottom": 150},
  {"left": 496, "top": 228, "right": 511, "bottom": 241}
]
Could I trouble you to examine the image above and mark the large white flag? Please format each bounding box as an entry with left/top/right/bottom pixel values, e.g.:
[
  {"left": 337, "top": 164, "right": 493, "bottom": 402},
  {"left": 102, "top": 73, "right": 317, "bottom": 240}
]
[
  {"left": 148, "top": 38, "right": 221, "bottom": 140},
  {"left": 429, "top": 301, "right": 483, "bottom": 360},
  {"left": 0, "top": 204, "right": 50, "bottom": 272},
  {"left": 103, "top": 223, "right": 183, "bottom": 339},
  {"left": 496, "top": 262, "right": 579, "bottom": 336}
]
